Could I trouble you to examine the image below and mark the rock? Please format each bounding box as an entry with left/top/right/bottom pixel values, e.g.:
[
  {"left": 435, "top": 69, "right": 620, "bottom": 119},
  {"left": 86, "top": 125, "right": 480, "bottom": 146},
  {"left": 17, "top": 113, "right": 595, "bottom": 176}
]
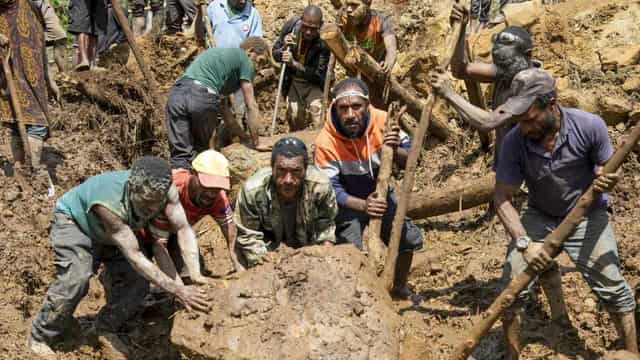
[
  {"left": 171, "top": 246, "right": 401, "bottom": 360},
  {"left": 623, "top": 76, "right": 640, "bottom": 93},
  {"left": 555, "top": 77, "right": 571, "bottom": 93},
  {"left": 469, "top": 24, "right": 506, "bottom": 59},
  {"left": 583, "top": 297, "right": 597, "bottom": 313},
  {"left": 503, "top": 1, "right": 543, "bottom": 28},
  {"left": 598, "top": 45, "right": 640, "bottom": 72},
  {"left": 557, "top": 89, "right": 598, "bottom": 114},
  {"left": 598, "top": 95, "right": 633, "bottom": 126},
  {"left": 603, "top": 350, "right": 640, "bottom": 360},
  {"left": 5, "top": 190, "right": 19, "bottom": 202}
]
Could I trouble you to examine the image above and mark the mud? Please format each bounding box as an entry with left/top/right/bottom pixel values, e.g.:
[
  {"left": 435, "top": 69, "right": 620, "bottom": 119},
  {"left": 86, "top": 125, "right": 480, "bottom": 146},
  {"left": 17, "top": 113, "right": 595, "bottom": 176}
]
[{"left": 0, "top": 0, "right": 639, "bottom": 359}]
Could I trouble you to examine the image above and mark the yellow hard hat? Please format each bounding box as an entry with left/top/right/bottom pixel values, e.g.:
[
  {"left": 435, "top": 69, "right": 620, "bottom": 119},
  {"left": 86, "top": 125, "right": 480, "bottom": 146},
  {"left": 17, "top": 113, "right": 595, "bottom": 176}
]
[{"left": 191, "top": 150, "right": 231, "bottom": 190}]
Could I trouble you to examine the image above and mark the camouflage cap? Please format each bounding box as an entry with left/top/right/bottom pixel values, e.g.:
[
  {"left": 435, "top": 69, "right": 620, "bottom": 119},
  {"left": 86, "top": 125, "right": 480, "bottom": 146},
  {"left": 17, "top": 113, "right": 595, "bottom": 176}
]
[{"left": 492, "top": 68, "right": 556, "bottom": 123}]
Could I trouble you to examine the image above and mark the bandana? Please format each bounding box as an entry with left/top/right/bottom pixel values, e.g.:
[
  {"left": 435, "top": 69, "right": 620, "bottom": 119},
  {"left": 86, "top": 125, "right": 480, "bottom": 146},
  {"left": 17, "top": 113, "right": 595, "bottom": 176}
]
[{"left": 334, "top": 89, "right": 369, "bottom": 101}]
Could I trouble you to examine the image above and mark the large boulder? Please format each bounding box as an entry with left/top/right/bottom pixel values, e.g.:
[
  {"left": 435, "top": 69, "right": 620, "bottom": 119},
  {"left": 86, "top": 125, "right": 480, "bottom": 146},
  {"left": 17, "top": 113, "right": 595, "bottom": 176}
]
[{"left": 171, "top": 245, "right": 401, "bottom": 360}]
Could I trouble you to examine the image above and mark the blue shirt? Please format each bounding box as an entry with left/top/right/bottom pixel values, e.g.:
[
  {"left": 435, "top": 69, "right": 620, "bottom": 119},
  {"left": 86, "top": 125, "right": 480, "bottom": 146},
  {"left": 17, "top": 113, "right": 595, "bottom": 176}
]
[
  {"left": 207, "top": 0, "right": 263, "bottom": 49},
  {"left": 496, "top": 107, "right": 613, "bottom": 217}
]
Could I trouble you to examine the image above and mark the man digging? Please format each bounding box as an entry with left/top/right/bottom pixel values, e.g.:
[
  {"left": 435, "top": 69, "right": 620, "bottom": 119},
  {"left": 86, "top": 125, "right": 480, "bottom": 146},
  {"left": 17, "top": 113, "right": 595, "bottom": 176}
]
[
  {"left": 235, "top": 137, "right": 338, "bottom": 268},
  {"left": 272, "top": 5, "right": 330, "bottom": 131},
  {"left": 315, "top": 78, "right": 423, "bottom": 299},
  {"left": 166, "top": 36, "right": 270, "bottom": 169},
  {"left": 28, "top": 157, "right": 211, "bottom": 359},
  {"left": 493, "top": 68, "right": 637, "bottom": 358}
]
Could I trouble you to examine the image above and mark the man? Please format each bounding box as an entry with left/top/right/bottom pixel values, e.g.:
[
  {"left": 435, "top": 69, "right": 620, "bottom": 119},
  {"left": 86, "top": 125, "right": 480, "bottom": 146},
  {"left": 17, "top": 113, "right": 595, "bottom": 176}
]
[
  {"left": 494, "top": 68, "right": 637, "bottom": 357},
  {"left": 28, "top": 157, "right": 210, "bottom": 359},
  {"left": 0, "top": 0, "right": 57, "bottom": 195},
  {"left": 235, "top": 137, "right": 337, "bottom": 268},
  {"left": 207, "top": 0, "right": 263, "bottom": 49},
  {"left": 67, "top": 0, "right": 108, "bottom": 71},
  {"left": 165, "top": 0, "right": 196, "bottom": 35},
  {"left": 315, "top": 78, "right": 423, "bottom": 299},
  {"left": 431, "top": 5, "right": 540, "bottom": 167},
  {"left": 166, "top": 36, "right": 269, "bottom": 169},
  {"left": 131, "top": 0, "right": 163, "bottom": 35},
  {"left": 30, "top": 0, "right": 67, "bottom": 74},
  {"left": 340, "top": 0, "right": 397, "bottom": 75},
  {"left": 272, "top": 5, "right": 330, "bottom": 130},
  {"left": 145, "top": 150, "right": 243, "bottom": 273}
]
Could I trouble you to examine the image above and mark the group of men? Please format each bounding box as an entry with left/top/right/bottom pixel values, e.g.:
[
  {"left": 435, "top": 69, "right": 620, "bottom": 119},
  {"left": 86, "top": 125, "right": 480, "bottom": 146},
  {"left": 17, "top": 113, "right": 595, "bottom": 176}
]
[{"left": 4, "top": 0, "right": 636, "bottom": 358}]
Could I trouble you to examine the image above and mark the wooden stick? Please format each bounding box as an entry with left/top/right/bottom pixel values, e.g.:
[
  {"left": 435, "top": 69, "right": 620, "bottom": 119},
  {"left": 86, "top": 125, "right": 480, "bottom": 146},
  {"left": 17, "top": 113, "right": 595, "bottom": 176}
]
[
  {"left": 464, "top": 38, "right": 491, "bottom": 152},
  {"left": 451, "top": 114, "right": 640, "bottom": 359},
  {"left": 320, "top": 54, "right": 336, "bottom": 126},
  {"left": 1, "top": 48, "right": 32, "bottom": 167},
  {"left": 111, "top": 0, "right": 159, "bottom": 94},
  {"left": 201, "top": 4, "right": 216, "bottom": 49},
  {"left": 363, "top": 104, "right": 407, "bottom": 272},
  {"left": 381, "top": 0, "right": 466, "bottom": 291},
  {"left": 320, "top": 24, "right": 453, "bottom": 141}
]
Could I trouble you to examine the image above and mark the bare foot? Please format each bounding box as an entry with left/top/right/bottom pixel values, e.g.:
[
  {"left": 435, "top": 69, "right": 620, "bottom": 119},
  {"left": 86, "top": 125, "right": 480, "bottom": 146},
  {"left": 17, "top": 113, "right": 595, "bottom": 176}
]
[{"left": 98, "top": 332, "right": 130, "bottom": 360}]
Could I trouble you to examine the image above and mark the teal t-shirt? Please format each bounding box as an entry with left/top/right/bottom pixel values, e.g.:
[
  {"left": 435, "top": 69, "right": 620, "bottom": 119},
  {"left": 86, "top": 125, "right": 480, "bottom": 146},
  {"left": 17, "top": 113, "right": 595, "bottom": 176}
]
[
  {"left": 55, "top": 171, "right": 147, "bottom": 244},
  {"left": 181, "top": 48, "right": 255, "bottom": 95}
]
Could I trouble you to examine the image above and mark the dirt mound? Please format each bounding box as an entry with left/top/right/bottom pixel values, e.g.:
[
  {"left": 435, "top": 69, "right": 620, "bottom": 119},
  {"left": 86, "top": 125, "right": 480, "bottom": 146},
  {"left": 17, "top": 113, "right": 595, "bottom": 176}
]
[{"left": 171, "top": 245, "right": 400, "bottom": 359}]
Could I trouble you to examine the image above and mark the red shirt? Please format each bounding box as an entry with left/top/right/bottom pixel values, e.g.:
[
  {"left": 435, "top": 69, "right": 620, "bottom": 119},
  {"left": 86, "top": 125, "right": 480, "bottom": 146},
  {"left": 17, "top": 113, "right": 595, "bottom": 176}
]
[{"left": 144, "top": 169, "right": 232, "bottom": 242}]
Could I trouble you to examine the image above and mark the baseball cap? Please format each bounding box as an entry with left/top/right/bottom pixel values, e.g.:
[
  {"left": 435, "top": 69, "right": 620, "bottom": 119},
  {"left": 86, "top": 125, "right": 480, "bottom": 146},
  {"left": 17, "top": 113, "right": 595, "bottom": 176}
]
[
  {"left": 191, "top": 150, "right": 231, "bottom": 190},
  {"left": 493, "top": 68, "right": 556, "bottom": 123}
]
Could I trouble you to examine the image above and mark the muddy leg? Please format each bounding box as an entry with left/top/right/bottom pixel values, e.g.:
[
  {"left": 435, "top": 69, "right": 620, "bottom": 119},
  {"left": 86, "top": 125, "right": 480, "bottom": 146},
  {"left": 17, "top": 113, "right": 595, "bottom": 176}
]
[
  {"left": 503, "top": 308, "right": 522, "bottom": 360},
  {"left": 390, "top": 251, "right": 414, "bottom": 299},
  {"left": 75, "top": 33, "right": 90, "bottom": 71},
  {"left": 612, "top": 311, "right": 639, "bottom": 354},
  {"left": 539, "top": 263, "right": 569, "bottom": 321}
]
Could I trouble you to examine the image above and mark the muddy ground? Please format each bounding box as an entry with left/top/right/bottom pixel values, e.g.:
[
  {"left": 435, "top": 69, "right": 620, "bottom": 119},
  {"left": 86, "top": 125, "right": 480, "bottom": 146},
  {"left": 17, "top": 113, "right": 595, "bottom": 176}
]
[{"left": 1, "top": 0, "right": 639, "bottom": 358}]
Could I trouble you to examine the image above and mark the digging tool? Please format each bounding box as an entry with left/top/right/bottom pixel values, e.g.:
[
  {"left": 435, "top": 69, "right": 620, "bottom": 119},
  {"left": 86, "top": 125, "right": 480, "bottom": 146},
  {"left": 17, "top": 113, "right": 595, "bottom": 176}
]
[
  {"left": 363, "top": 103, "right": 406, "bottom": 273},
  {"left": 200, "top": 2, "right": 216, "bottom": 48},
  {"left": 451, "top": 117, "right": 640, "bottom": 360},
  {"left": 270, "top": 53, "right": 288, "bottom": 137},
  {"left": 320, "top": 54, "right": 336, "bottom": 126},
  {"left": 463, "top": 38, "right": 492, "bottom": 152},
  {"left": 110, "top": 0, "right": 159, "bottom": 95},
  {"left": 381, "top": 0, "right": 467, "bottom": 291},
  {"left": 1, "top": 45, "right": 32, "bottom": 169}
]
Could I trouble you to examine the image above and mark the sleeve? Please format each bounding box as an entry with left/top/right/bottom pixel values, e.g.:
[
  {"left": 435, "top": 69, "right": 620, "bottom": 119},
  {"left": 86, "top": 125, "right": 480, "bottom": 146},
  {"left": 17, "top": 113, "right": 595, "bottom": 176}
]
[
  {"left": 495, "top": 132, "right": 524, "bottom": 186},
  {"left": 399, "top": 129, "right": 411, "bottom": 150},
  {"left": 315, "top": 143, "right": 349, "bottom": 207},
  {"left": 239, "top": 53, "right": 255, "bottom": 82},
  {"left": 234, "top": 186, "right": 268, "bottom": 267},
  {"left": 314, "top": 182, "right": 337, "bottom": 244},
  {"left": 303, "top": 43, "right": 330, "bottom": 86},
  {"left": 250, "top": 9, "right": 264, "bottom": 37},
  {"left": 380, "top": 13, "right": 395, "bottom": 37},
  {"left": 590, "top": 115, "right": 614, "bottom": 164},
  {"left": 211, "top": 191, "right": 234, "bottom": 226}
]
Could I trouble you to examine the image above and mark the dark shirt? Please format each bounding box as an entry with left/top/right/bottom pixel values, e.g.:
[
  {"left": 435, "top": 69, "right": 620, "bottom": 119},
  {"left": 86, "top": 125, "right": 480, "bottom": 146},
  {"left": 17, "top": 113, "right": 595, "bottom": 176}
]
[
  {"left": 272, "top": 17, "right": 331, "bottom": 95},
  {"left": 496, "top": 107, "right": 613, "bottom": 217}
]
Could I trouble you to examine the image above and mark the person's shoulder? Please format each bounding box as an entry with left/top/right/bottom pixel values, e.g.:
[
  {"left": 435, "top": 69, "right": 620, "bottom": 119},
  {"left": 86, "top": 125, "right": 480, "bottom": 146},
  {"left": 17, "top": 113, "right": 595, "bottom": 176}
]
[
  {"left": 563, "top": 107, "right": 604, "bottom": 125},
  {"left": 243, "top": 167, "right": 272, "bottom": 193},
  {"left": 503, "top": 124, "right": 525, "bottom": 148},
  {"left": 305, "top": 165, "right": 332, "bottom": 185}
]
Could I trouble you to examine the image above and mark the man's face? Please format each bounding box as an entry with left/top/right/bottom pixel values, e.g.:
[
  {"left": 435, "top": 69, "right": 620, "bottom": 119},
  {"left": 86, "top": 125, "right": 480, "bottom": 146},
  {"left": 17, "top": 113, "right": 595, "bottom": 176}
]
[
  {"left": 491, "top": 31, "right": 529, "bottom": 80},
  {"left": 345, "top": 0, "right": 368, "bottom": 25},
  {"left": 130, "top": 186, "right": 165, "bottom": 220},
  {"left": 301, "top": 14, "right": 322, "bottom": 42},
  {"left": 191, "top": 175, "right": 221, "bottom": 208},
  {"left": 516, "top": 105, "right": 558, "bottom": 142},
  {"left": 273, "top": 155, "right": 305, "bottom": 203},
  {"left": 335, "top": 94, "right": 367, "bottom": 138},
  {"left": 228, "top": 0, "right": 246, "bottom": 11}
]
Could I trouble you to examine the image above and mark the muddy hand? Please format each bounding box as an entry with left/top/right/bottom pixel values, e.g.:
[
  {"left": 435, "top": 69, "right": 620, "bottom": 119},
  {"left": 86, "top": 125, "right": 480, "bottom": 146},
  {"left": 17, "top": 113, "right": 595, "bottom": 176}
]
[
  {"left": 383, "top": 125, "right": 401, "bottom": 149},
  {"left": 176, "top": 285, "right": 210, "bottom": 312},
  {"left": 593, "top": 168, "right": 619, "bottom": 193},
  {"left": 523, "top": 242, "right": 553, "bottom": 273},
  {"left": 284, "top": 34, "right": 296, "bottom": 47},
  {"left": 190, "top": 274, "right": 212, "bottom": 285},
  {"left": 366, "top": 192, "right": 387, "bottom": 218},
  {"left": 429, "top": 67, "right": 452, "bottom": 96},
  {"left": 450, "top": 1, "right": 469, "bottom": 25},
  {"left": 0, "top": 34, "right": 10, "bottom": 64}
]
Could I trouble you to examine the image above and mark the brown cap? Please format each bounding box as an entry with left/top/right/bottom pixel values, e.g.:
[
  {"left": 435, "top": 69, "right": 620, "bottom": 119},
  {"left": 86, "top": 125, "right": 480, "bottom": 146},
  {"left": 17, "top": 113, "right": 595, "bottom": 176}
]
[{"left": 492, "top": 68, "right": 556, "bottom": 123}]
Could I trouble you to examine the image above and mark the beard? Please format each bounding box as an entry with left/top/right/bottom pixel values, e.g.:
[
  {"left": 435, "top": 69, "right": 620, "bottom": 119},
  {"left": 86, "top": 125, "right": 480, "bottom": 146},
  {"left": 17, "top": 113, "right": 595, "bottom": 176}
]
[
  {"left": 530, "top": 110, "right": 558, "bottom": 142},
  {"left": 492, "top": 46, "right": 530, "bottom": 82}
]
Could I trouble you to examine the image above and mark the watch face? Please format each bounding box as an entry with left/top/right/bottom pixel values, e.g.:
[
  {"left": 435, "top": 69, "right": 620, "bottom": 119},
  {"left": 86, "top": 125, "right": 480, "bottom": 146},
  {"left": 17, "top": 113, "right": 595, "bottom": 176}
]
[{"left": 516, "top": 237, "right": 529, "bottom": 250}]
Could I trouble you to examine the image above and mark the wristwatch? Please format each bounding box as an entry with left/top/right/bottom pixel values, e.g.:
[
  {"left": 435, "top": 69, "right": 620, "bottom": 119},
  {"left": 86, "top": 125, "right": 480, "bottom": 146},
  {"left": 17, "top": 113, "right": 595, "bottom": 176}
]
[{"left": 515, "top": 235, "right": 531, "bottom": 252}]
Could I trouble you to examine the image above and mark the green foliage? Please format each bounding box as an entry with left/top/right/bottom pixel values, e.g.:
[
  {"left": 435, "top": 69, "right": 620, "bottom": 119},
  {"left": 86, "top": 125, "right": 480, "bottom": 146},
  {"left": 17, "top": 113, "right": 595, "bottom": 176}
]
[{"left": 50, "top": 0, "right": 68, "bottom": 30}]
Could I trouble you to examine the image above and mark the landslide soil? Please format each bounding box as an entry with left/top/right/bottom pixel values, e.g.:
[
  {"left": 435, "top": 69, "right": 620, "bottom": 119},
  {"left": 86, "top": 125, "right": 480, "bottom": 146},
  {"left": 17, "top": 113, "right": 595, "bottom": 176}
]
[{"left": 1, "top": 0, "right": 639, "bottom": 359}]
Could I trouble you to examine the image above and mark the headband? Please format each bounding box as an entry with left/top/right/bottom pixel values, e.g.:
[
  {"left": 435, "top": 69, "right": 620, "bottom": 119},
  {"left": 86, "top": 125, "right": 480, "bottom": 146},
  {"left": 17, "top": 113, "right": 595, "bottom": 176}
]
[{"left": 334, "top": 90, "right": 369, "bottom": 101}]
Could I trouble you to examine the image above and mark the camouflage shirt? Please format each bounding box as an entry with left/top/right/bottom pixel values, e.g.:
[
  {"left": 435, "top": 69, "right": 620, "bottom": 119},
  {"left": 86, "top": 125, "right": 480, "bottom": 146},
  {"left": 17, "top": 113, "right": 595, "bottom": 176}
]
[{"left": 235, "top": 166, "right": 338, "bottom": 267}]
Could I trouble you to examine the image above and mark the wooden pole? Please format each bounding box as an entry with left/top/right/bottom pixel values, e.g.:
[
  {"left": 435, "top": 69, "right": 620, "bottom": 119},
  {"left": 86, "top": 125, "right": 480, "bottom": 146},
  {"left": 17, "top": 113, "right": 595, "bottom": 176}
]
[
  {"left": 363, "top": 104, "right": 406, "bottom": 272},
  {"left": 464, "top": 39, "right": 491, "bottom": 152},
  {"left": 1, "top": 48, "right": 32, "bottom": 168},
  {"left": 320, "top": 24, "right": 453, "bottom": 141},
  {"left": 111, "top": 0, "right": 159, "bottom": 93},
  {"left": 201, "top": 4, "right": 216, "bottom": 49},
  {"left": 320, "top": 54, "right": 336, "bottom": 126},
  {"left": 381, "top": 0, "right": 466, "bottom": 291},
  {"left": 451, "top": 116, "right": 640, "bottom": 359}
]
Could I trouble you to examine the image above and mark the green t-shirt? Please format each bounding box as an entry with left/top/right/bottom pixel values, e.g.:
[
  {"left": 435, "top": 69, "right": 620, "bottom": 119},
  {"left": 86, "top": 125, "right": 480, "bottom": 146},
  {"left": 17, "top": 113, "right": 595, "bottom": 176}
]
[{"left": 181, "top": 48, "right": 255, "bottom": 95}]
